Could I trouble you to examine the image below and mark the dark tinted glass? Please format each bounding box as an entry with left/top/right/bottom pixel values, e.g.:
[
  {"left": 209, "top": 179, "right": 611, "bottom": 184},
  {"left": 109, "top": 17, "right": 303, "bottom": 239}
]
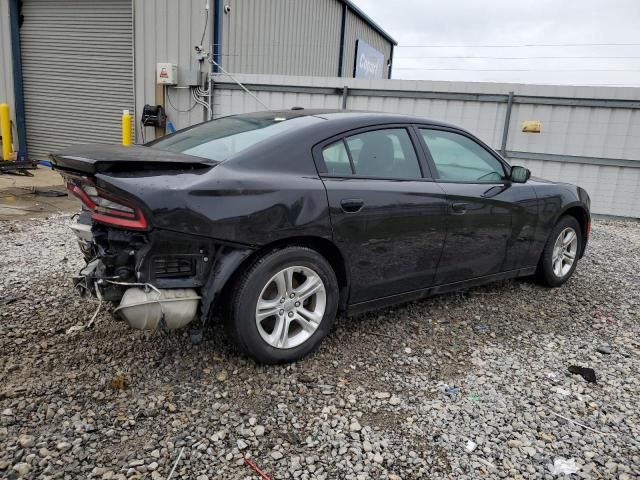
[
  {"left": 344, "top": 129, "right": 421, "bottom": 179},
  {"left": 322, "top": 141, "right": 352, "bottom": 175},
  {"left": 150, "top": 114, "right": 322, "bottom": 161},
  {"left": 420, "top": 129, "right": 505, "bottom": 182}
]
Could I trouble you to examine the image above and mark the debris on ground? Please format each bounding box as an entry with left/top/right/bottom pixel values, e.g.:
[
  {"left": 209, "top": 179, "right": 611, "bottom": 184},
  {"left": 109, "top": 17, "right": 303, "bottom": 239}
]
[
  {"left": 438, "top": 383, "right": 461, "bottom": 397},
  {"left": 243, "top": 454, "right": 274, "bottom": 480},
  {"left": 549, "top": 411, "right": 609, "bottom": 436},
  {"left": 553, "top": 387, "right": 571, "bottom": 396},
  {"left": 568, "top": 365, "right": 597, "bottom": 384},
  {"left": 596, "top": 345, "right": 612, "bottom": 354},
  {"left": 0, "top": 295, "right": 23, "bottom": 305},
  {"left": 34, "top": 188, "right": 68, "bottom": 198},
  {"left": 65, "top": 324, "right": 85, "bottom": 334},
  {"left": 549, "top": 457, "right": 579, "bottom": 475},
  {"left": 110, "top": 375, "right": 125, "bottom": 390},
  {"left": 166, "top": 447, "right": 185, "bottom": 479}
]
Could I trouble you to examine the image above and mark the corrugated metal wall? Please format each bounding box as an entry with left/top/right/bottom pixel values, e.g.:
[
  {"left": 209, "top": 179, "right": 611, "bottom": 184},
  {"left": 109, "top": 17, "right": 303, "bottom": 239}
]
[
  {"left": 211, "top": 74, "right": 640, "bottom": 218},
  {"left": 133, "top": 0, "right": 210, "bottom": 141},
  {"left": 342, "top": 7, "right": 392, "bottom": 78},
  {"left": 511, "top": 159, "right": 639, "bottom": 218},
  {"left": 0, "top": 0, "right": 16, "bottom": 143},
  {"left": 507, "top": 92, "right": 640, "bottom": 160},
  {"left": 221, "top": 0, "right": 343, "bottom": 76},
  {"left": 19, "top": 0, "right": 135, "bottom": 159}
]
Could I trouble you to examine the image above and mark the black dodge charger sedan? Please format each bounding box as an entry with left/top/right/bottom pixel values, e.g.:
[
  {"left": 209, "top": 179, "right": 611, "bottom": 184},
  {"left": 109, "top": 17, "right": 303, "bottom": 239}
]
[{"left": 53, "top": 110, "right": 591, "bottom": 363}]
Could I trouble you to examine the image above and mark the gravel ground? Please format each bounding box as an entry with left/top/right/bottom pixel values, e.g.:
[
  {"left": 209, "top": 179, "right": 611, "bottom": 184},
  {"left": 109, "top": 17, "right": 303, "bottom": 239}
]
[{"left": 0, "top": 215, "right": 639, "bottom": 480}]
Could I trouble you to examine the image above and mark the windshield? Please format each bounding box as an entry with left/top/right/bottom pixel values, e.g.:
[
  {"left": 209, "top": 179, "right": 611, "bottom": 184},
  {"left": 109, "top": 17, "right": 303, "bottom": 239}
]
[{"left": 148, "top": 113, "right": 323, "bottom": 161}]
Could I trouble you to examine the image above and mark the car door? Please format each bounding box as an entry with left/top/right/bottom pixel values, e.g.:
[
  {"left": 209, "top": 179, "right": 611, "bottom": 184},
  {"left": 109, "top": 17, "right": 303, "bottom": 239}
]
[
  {"left": 417, "top": 127, "right": 533, "bottom": 284},
  {"left": 313, "top": 125, "right": 448, "bottom": 304}
]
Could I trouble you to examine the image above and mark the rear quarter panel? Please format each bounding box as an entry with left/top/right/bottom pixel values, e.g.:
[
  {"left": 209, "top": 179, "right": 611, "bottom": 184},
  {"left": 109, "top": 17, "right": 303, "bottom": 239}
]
[{"left": 97, "top": 148, "right": 333, "bottom": 247}]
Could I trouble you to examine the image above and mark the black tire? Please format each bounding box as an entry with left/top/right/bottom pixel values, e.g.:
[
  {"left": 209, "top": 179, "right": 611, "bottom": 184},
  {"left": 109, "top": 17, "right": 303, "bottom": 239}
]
[
  {"left": 536, "top": 215, "right": 582, "bottom": 287},
  {"left": 224, "top": 246, "right": 339, "bottom": 364}
]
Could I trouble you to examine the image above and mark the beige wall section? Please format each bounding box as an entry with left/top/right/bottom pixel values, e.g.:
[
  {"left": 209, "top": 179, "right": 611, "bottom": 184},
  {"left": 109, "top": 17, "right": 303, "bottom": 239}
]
[
  {"left": 342, "top": 7, "right": 392, "bottom": 79},
  {"left": 0, "top": 0, "right": 16, "bottom": 147},
  {"left": 134, "top": 0, "right": 210, "bottom": 141},
  {"left": 221, "top": 0, "right": 343, "bottom": 76}
]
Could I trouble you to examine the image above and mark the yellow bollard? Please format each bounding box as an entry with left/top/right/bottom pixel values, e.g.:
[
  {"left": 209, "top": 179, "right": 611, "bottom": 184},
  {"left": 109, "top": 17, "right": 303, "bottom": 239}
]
[
  {"left": 122, "top": 109, "right": 132, "bottom": 146},
  {"left": 0, "top": 103, "right": 12, "bottom": 160}
]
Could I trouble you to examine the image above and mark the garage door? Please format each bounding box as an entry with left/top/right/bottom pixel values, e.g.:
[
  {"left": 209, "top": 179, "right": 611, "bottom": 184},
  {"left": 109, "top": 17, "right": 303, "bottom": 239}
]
[{"left": 19, "top": 0, "right": 134, "bottom": 160}]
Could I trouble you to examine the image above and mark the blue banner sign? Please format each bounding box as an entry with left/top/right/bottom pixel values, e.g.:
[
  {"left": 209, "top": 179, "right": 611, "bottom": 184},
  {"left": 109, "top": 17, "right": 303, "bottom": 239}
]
[{"left": 354, "top": 39, "right": 385, "bottom": 79}]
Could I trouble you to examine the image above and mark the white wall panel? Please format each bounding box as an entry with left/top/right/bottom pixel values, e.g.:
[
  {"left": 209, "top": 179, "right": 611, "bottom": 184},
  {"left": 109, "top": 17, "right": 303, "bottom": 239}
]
[
  {"left": 134, "top": 0, "right": 209, "bottom": 141},
  {"left": 514, "top": 158, "right": 640, "bottom": 217}
]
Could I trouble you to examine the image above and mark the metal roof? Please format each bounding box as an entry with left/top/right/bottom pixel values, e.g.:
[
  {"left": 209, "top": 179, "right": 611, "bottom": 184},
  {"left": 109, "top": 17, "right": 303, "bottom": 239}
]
[{"left": 341, "top": 0, "right": 398, "bottom": 46}]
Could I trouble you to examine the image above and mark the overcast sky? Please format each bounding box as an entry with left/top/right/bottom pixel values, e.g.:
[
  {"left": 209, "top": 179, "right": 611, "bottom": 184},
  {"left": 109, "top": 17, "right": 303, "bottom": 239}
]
[{"left": 352, "top": 0, "right": 640, "bottom": 86}]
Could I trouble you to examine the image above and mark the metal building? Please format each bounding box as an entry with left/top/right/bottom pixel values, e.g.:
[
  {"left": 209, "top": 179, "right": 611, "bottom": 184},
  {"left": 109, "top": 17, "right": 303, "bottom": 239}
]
[{"left": 0, "top": 0, "right": 396, "bottom": 159}]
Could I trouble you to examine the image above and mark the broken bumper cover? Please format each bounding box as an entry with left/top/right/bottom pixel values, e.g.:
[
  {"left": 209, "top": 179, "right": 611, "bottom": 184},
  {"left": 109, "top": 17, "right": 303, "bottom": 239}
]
[{"left": 71, "top": 222, "right": 254, "bottom": 331}]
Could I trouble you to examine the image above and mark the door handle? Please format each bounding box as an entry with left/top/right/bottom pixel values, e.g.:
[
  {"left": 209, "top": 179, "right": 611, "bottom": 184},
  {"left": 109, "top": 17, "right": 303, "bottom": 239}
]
[
  {"left": 450, "top": 202, "right": 468, "bottom": 214},
  {"left": 340, "top": 198, "right": 364, "bottom": 213}
]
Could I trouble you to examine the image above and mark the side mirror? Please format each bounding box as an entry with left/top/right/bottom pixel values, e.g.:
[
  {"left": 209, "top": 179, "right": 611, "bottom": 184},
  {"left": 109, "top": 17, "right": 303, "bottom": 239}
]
[{"left": 510, "top": 166, "right": 531, "bottom": 183}]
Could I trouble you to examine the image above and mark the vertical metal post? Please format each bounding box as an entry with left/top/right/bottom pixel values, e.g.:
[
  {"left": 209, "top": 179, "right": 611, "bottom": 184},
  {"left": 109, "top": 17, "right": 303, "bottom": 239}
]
[
  {"left": 500, "top": 91, "right": 514, "bottom": 157},
  {"left": 341, "top": 86, "right": 349, "bottom": 110},
  {"left": 122, "top": 110, "right": 132, "bottom": 146},
  {"left": 208, "top": 0, "right": 216, "bottom": 118},
  {"left": 387, "top": 44, "right": 394, "bottom": 79},
  {"left": 337, "top": 2, "right": 347, "bottom": 77},
  {"left": 154, "top": 85, "right": 165, "bottom": 139},
  {"left": 0, "top": 103, "right": 12, "bottom": 160},
  {"left": 9, "top": 0, "right": 27, "bottom": 160},
  {"left": 212, "top": 0, "right": 223, "bottom": 74}
]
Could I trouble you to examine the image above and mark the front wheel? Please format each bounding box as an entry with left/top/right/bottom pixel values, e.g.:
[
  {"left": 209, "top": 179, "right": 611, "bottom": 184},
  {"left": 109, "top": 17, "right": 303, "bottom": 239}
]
[
  {"left": 225, "top": 247, "right": 338, "bottom": 363},
  {"left": 536, "top": 215, "right": 582, "bottom": 287}
]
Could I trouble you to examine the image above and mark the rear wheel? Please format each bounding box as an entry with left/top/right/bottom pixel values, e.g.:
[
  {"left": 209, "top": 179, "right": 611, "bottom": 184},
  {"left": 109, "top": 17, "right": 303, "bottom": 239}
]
[
  {"left": 536, "top": 215, "right": 582, "bottom": 287},
  {"left": 225, "top": 247, "right": 338, "bottom": 363}
]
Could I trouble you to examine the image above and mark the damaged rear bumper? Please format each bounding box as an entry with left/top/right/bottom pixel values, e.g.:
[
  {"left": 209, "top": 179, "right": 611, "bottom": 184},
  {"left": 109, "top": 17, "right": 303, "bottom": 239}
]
[{"left": 72, "top": 221, "right": 254, "bottom": 331}]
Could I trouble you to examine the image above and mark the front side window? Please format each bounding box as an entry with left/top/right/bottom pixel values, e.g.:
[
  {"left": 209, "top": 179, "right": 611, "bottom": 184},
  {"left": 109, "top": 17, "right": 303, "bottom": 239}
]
[
  {"left": 345, "top": 128, "right": 421, "bottom": 178},
  {"left": 420, "top": 129, "right": 505, "bottom": 182}
]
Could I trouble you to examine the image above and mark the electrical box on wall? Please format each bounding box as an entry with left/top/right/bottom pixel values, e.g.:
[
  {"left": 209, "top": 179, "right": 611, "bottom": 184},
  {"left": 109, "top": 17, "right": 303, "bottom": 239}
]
[
  {"left": 180, "top": 69, "right": 202, "bottom": 87},
  {"left": 156, "top": 63, "right": 178, "bottom": 85}
]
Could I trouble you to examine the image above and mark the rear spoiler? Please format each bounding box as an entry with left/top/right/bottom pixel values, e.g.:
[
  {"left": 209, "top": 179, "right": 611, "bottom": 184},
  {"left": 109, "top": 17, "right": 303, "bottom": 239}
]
[{"left": 50, "top": 144, "right": 218, "bottom": 174}]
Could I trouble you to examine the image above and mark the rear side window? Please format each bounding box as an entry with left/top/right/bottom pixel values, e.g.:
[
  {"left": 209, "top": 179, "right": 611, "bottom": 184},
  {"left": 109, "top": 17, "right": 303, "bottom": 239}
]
[
  {"left": 322, "top": 141, "right": 352, "bottom": 175},
  {"left": 321, "top": 128, "right": 422, "bottom": 179}
]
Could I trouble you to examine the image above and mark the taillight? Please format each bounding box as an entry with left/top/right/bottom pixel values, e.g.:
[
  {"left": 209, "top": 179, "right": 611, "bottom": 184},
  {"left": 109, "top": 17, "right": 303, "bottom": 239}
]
[{"left": 65, "top": 176, "right": 148, "bottom": 230}]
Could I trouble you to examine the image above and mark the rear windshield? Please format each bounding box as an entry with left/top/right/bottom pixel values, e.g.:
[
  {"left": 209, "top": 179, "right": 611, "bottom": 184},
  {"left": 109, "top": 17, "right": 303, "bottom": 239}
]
[{"left": 148, "top": 114, "right": 322, "bottom": 161}]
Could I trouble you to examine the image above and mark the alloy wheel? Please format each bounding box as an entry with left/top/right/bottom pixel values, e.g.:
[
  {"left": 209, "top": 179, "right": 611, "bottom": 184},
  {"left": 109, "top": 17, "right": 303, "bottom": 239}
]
[
  {"left": 255, "top": 265, "right": 327, "bottom": 349},
  {"left": 552, "top": 227, "right": 578, "bottom": 278}
]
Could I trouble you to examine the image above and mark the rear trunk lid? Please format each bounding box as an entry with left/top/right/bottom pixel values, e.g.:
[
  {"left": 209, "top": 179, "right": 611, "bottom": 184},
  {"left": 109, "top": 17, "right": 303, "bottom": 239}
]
[{"left": 50, "top": 144, "right": 218, "bottom": 174}]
